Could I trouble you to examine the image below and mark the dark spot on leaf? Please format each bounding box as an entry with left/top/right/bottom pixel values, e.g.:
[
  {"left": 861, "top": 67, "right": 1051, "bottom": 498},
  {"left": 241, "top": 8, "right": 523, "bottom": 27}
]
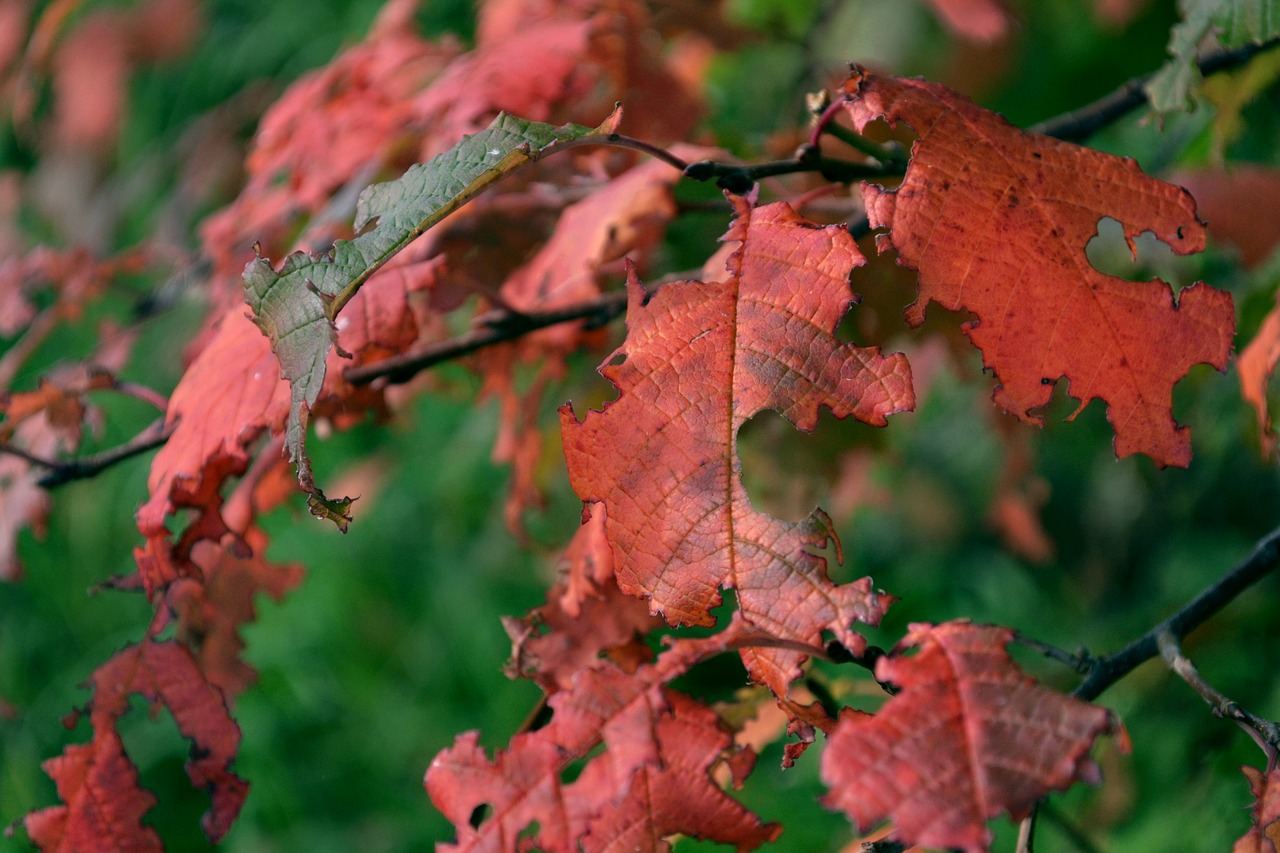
[{"left": 468, "top": 804, "right": 492, "bottom": 829}]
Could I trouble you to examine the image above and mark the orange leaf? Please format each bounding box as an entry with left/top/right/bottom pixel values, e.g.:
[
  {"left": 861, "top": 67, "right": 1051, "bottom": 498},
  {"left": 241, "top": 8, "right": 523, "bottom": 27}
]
[
  {"left": 561, "top": 195, "right": 913, "bottom": 695},
  {"left": 843, "top": 69, "right": 1235, "bottom": 468},
  {"left": 821, "top": 622, "right": 1118, "bottom": 853}
]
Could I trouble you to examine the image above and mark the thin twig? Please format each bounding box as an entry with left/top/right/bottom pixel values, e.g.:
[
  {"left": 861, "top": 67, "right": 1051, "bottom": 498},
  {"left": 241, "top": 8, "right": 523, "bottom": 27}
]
[
  {"left": 1157, "top": 629, "right": 1280, "bottom": 764},
  {"left": 1013, "top": 632, "right": 1090, "bottom": 674},
  {"left": 684, "top": 152, "right": 900, "bottom": 195},
  {"left": 1074, "top": 525, "right": 1280, "bottom": 701},
  {"left": 344, "top": 290, "right": 630, "bottom": 386},
  {"left": 1032, "top": 34, "right": 1280, "bottom": 142},
  {"left": 9, "top": 418, "right": 173, "bottom": 488}
]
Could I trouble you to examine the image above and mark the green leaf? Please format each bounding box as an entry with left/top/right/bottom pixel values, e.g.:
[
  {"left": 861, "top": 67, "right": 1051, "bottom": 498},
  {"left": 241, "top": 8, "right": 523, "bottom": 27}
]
[
  {"left": 243, "top": 110, "right": 620, "bottom": 527},
  {"left": 1147, "top": 0, "right": 1280, "bottom": 113}
]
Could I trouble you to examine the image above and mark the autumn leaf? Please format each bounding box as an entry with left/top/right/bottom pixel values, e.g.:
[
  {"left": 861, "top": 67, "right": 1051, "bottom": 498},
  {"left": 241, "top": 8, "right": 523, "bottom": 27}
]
[
  {"left": 1175, "top": 167, "right": 1280, "bottom": 267},
  {"left": 924, "top": 0, "right": 1014, "bottom": 43},
  {"left": 479, "top": 148, "right": 705, "bottom": 531},
  {"left": 1240, "top": 293, "right": 1280, "bottom": 457},
  {"left": 843, "top": 68, "right": 1235, "bottom": 468},
  {"left": 23, "top": 733, "right": 162, "bottom": 852},
  {"left": 171, "top": 529, "right": 305, "bottom": 699},
  {"left": 821, "top": 622, "right": 1118, "bottom": 853},
  {"left": 577, "top": 693, "right": 781, "bottom": 852},
  {"left": 1235, "top": 765, "right": 1280, "bottom": 852},
  {"left": 429, "top": 626, "right": 776, "bottom": 852},
  {"left": 504, "top": 504, "right": 659, "bottom": 692},
  {"left": 24, "top": 640, "right": 246, "bottom": 849},
  {"left": 561, "top": 195, "right": 913, "bottom": 695},
  {"left": 136, "top": 308, "right": 289, "bottom": 544},
  {"left": 244, "top": 109, "right": 620, "bottom": 521}
]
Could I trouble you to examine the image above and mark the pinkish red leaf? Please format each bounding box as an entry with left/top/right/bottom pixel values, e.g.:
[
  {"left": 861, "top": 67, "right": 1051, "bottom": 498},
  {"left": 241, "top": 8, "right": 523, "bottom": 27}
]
[
  {"left": 821, "top": 621, "right": 1118, "bottom": 853},
  {"left": 429, "top": 626, "right": 775, "bottom": 852},
  {"left": 25, "top": 640, "right": 246, "bottom": 848},
  {"left": 843, "top": 68, "right": 1235, "bottom": 467},
  {"left": 561, "top": 195, "right": 913, "bottom": 694},
  {"left": 1235, "top": 765, "right": 1280, "bottom": 853},
  {"left": 1240, "top": 295, "right": 1280, "bottom": 459}
]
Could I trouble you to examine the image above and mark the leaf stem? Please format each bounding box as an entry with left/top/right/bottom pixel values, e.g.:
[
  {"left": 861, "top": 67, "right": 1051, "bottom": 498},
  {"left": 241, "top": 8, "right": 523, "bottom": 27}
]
[{"left": 811, "top": 97, "right": 905, "bottom": 165}]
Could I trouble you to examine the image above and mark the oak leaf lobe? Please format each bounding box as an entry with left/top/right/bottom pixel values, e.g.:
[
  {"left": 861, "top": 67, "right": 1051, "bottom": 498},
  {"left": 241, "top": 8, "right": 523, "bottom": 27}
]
[
  {"left": 843, "top": 68, "right": 1234, "bottom": 468},
  {"left": 821, "top": 621, "right": 1118, "bottom": 853},
  {"left": 560, "top": 195, "right": 913, "bottom": 695}
]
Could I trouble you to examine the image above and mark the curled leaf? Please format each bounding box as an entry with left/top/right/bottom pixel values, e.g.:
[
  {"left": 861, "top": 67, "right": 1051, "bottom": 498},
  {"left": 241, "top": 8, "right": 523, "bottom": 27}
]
[{"left": 245, "top": 109, "right": 621, "bottom": 522}]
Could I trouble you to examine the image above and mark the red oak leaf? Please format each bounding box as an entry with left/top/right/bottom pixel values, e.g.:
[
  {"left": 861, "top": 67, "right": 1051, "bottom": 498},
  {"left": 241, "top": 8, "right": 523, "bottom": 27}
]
[
  {"left": 577, "top": 693, "right": 781, "bottom": 852},
  {"left": 505, "top": 504, "right": 659, "bottom": 692},
  {"left": 821, "top": 621, "right": 1118, "bottom": 853},
  {"left": 429, "top": 625, "right": 774, "bottom": 852},
  {"left": 560, "top": 195, "right": 913, "bottom": 695},
  {"left": 1235, "top": 765, "right": 1280, "bottom": 853},
  {"left": 842, "top": 68, "right": 1235, "bottom": 467},
  {"left": 480, "top": 149, "right": 706, "bottom": 530},
  {"left": 170, "top": 529, "right": 305, "bottom": 699},
  {"left": 1240, "top": 294, "right": 1280, "bottom": 458},
  {"left": 25, "top": 640, "right": 246, "bottom": 849}
]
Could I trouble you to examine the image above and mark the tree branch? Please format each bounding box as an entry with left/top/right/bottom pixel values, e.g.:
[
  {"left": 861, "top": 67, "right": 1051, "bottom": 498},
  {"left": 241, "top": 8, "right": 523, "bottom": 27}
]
[
  {"left": 683, "top": 149, "right": 900, "bottom": 195},
  {"left": 1032, "top": 35, "right": 1280, "bottom": 143},
  {"left": 1074, "top": 525, "right": 1280, "bottom": 701},
  {"left": 343, "top": 291, "right": 631, "bottom": 386},
  {"left": 1157, "top": 630, "right": 1280, "bottom": 763},
  {"left": 0, "top": 418, "right": 173, "bottom": 488}
]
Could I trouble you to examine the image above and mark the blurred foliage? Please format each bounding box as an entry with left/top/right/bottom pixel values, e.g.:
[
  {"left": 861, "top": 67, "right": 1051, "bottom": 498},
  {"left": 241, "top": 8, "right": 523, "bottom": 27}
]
[{"left": 3, "top": 0, "right": 1280, "bottom": 851}]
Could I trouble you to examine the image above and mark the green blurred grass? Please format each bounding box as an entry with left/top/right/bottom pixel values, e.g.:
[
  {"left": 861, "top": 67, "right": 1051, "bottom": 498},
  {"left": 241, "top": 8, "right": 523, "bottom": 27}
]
[{"left": 4, "top": 0, "right": 1280, "bottom": 851}]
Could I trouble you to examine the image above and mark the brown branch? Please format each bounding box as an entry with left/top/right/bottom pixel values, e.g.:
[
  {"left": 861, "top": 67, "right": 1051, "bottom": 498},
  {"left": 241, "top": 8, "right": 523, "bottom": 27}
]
[
  {"left": 683, "top": 149, "right": 900, "bottom": 195},
  {"left": 343, "top": 290, "right": 631, "bottom": 386},
  {"left": 1157, "top": 630, "right": 1280, "bottom": 763},
  {"left": 1074, "top": 525, "right": 1280, "bottom": 701},
  {"left": 3, "top": 418, "right": 173, "bottom": 488},
  {"left": 1032, "top": 34, "right": 1280, "bottom": 143}
]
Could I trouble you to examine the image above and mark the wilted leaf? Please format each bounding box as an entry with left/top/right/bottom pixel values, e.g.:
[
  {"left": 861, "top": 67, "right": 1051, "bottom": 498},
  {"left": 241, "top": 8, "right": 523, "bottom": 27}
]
[
  {"left": 843, "top": 68, "right": 1234, "bottom": 468},
  {"left": 821, "top": 622, "right": 1118, "bottom": 853},
  {"left": 429, "top": 625, "right": 774, "bottom": 853},
  {"left": 245, "top": 109, "right": 620, "bottom": 515},
  {"left": 24, "top": 732, "right": 161, "bottom": 852},
  {"left": 506, "top": 505, "right": 659, "bottom": 692},
  {"left": 1147, "top": 0, "right": 1280, "bottom": 113},
  {"left": 24, "top": 640, "right": 246, "bottom": 849},
  {"left": 561, "top": 195, "right": 913, "bottom": 695}
]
